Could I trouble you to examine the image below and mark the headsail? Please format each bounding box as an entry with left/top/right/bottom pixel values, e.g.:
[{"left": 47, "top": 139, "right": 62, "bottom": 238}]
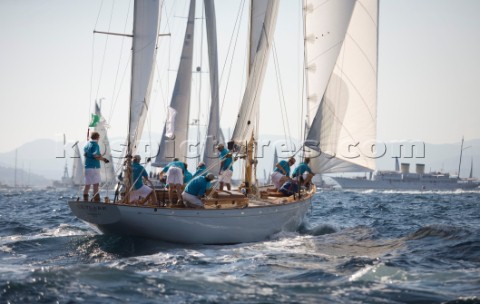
[
  {"left": 127, "top": 0, "right": 162, "bottom": 156},
  {"left": 202, "top": 0, "right": 225, "bottom": 172},
  {"left": 153, "top": 0, "right": 195, "bottom": 167},
  {"left": 231, "top": 0, "right": 279, "bottom": 144},
  {"left": 305, "top": 0, "right": 378, "bottom": 173}
]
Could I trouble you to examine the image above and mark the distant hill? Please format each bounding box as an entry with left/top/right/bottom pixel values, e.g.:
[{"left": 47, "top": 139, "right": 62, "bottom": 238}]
[
  {"left": 0, "top": 165, "right": 51, "bottom": 187},
  {"left": 0, "top": 136, "right": 478, "bottom": 185}
]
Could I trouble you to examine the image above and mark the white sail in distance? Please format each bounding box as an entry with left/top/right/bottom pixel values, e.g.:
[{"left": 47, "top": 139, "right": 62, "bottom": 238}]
[
  {"left": 305, "top": 0, "right": 378, "bottom": 173},
  {"left": 71, "top": 143, "right": 84, "bottom": 186},
  {"left": 153, "top": 0, "right": 195, "bottom": 167},
  {"left": 94, "top": 102, "right": 116, "bottom": 185},
  {"left": 127, "top": 0, "right": 162, "bottom": 156}
]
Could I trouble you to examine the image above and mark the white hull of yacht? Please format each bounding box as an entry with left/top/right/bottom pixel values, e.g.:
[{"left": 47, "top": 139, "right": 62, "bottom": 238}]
[
  {"left": 332, "top": 176, "right": 480, "bottom": 191},
  {"left": 68, "top": 197, "right": 312, "bottom": 244}
]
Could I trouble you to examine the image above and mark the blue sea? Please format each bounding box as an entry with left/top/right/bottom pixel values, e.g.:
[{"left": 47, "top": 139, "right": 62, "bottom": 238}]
[{"left": 1, "top": 188, "right": 479, "bottom": 303}]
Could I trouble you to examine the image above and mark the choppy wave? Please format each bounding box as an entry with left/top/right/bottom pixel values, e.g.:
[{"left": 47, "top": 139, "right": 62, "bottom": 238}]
[{"left": 0, "top": 188, "right": 479, "bottom": 303}]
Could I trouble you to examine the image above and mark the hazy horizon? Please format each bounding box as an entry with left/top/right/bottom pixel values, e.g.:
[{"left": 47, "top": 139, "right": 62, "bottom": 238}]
[{"left": 1, "top": 0, "right": 479, "bottom": 155}]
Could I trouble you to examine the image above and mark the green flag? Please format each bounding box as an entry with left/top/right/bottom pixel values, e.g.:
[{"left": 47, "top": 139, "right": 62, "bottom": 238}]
[{"left": 89, "top": 114, "right": 100, "bottom": 127}]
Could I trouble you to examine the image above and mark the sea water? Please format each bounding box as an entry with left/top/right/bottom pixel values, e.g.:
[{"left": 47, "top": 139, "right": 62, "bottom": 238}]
[{"left": 0, "top": 187, "right": 479, "bottom": 303}]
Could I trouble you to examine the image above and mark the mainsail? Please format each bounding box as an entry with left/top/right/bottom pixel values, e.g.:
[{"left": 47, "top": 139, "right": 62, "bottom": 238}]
[
  {"left": 153, "top": 0, "right": 195, "bottom": 167},
  {"left": 202, "top": 0, "right": 224, "bottom": 172},
  {"left": 305, "top": 0, "right": 378, "bottom": 173},
  {"left": 127, "top": 0, "right": 162, "bottom": 156}
]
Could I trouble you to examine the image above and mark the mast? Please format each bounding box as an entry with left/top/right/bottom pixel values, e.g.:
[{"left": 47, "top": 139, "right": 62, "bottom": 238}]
[
  {"left": 127, "top": 0, "right": 161, "bottom": 157},
  {"left": 124, "top": 0, "right": 161, "bottom": 201},
  {"left": 231, "top": 0, "right": 279, "bottom": 191},
  {"left": 469, "top": 158, "right": 473, "bottom": 179},
  {"left": 14, "top": 149, "right": 17, "bottom": 188},
  {"left": 457, "top": 136, "right": 464, "bottom": 179}
]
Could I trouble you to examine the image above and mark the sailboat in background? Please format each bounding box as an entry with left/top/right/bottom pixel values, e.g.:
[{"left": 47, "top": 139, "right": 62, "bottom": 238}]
[
  {"left": 71, "top": 142, "right": 84, "bottom": 187},
  {"left": 93, "top": 101, "right": 116, "bottom": 187},
  {"left": 68, "top": 0, "right": 379, "bottom": 244}
]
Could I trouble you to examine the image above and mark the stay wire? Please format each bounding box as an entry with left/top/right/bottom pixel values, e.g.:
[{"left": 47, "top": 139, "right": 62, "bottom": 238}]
[
  {"left": 272, "top": 40, "right": 294, "bottom": 153},
  {"left": 218, "top": 0, "right": 246, "bottom": 126}
]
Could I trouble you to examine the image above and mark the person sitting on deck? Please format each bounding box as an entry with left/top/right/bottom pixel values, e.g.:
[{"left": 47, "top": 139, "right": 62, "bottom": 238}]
[
  {"left": 130, "top": 155, "right": 153, "bottom": 202},
  {"left": 270, "top": 157, "right": 296, "bottom": 191},
  {"left": 217, "top": 143, "right": 234, "bottom": 191},
  {"left": 192, "top": 162, "right": 208, "bottom": 178},
  {"left": 160, "top": 158, "right": 186, "bottom": 205},
  {"left": 181, "top": 173, "right": 215, "bottom": 209},
  {"left": 292, "top": 157, "right": 314, "bottom": 188}
]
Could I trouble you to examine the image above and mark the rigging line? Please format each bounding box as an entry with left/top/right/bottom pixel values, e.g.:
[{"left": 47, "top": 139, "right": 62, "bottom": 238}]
[
  {"left": 272, "top": 39, "right": 293, "bottom": 153},
  {"left": 88, "top": 0, "right": 106, "bottom": 122},
  {"left": 88, "top": 34, "right": 96, "bottom": 129},
  {"left": 328, "top": 27, "right": 374, "bottom": 145},
  {"left": 108, "top": 0, "right": 132, "bottom": 126},
  {"left": 343, "top": 33, "right": 376, "bottom": 121},
  {"left": 161, "top": 1, "right": 179, "bottom": 116},
  {"left": 109, "top": 55, "right": 132, "bottom": 127},
  {"left": 218, "top": 0, "right": 246, "bottom": 123},
  {"left": 153, "top": 1, "right": 174, "bottom": 117},
  {"left": 93, "top": 0, "right": 106, "bottom": 28},
  {"left": 94, "top": 0, "right": 116, "bottom": 102},
  {"left": 239, "top": 12, "right": 279, "bottom": 143}
]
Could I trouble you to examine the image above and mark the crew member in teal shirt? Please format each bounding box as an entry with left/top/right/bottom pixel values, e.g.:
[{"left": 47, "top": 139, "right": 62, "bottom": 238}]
[
  {"left": 160, "top": 158, "right": 186, "bottom": 205},
  {"left": 182, "top": 173, "right": 215, "bottom": 208},
  {"left": 130, "top": 155, "right": 152, "bottom": 201},
  {"left": 270, "top": 157, "right": 296, "bottom": 190},
  {"left": 292, "top": 157, "right": 314, "bottom": 187},
  {"left": 217, "top": 143, "right": 233, "bottom": 190},
  {"left": 83, "top": 131, "right": 109, "bottom": 202},
  {"left": 183, "top": 162, "right": 193, "bottom": 184},
  {"left": 193, "top": 162, "right": 208, "bottom": 178}
]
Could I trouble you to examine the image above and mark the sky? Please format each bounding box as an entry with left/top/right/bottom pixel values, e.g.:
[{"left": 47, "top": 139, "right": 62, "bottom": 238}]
[{"left": 0, "top": 0, "right": 479, "bottom": 157}]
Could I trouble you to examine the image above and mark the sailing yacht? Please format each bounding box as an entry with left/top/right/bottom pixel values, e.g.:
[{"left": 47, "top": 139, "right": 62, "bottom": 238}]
[
  {"left": 93, "top": 101, "right": 116, "bottom": 187},
  {"left": 71, "top": 142, "right": 84, "bottom": 187},
  {"left": 68, "top": 0, "right": 378, "bottom": 244}
]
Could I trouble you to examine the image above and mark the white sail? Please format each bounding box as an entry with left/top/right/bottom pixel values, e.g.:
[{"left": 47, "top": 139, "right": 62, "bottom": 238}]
[
  {"left": 94, "top": 102, "right": 116, "bottom": 185},
  {"left": 128, "top": 0, "right": 161, "bottom": 155},
  {"left": 305, "top": 0, "right": 378, "bottom": 173},
  {"left": 202, "top": 0, "right": 224, "bottom": 172},
  {"left": 231, "top": 0, "right": 279, "bottom": 144},
  {"left": 71, "top": 143, "right": 84, "bottom": 186},
  {"left": 68, "top": 1, "right": 319, "bottom": 246},
  {"left": 153, "top": 0, "right": 195, "bottom": 167},
  {"left": 249, "top": 0, "right": 270, "bottom": 71}
]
